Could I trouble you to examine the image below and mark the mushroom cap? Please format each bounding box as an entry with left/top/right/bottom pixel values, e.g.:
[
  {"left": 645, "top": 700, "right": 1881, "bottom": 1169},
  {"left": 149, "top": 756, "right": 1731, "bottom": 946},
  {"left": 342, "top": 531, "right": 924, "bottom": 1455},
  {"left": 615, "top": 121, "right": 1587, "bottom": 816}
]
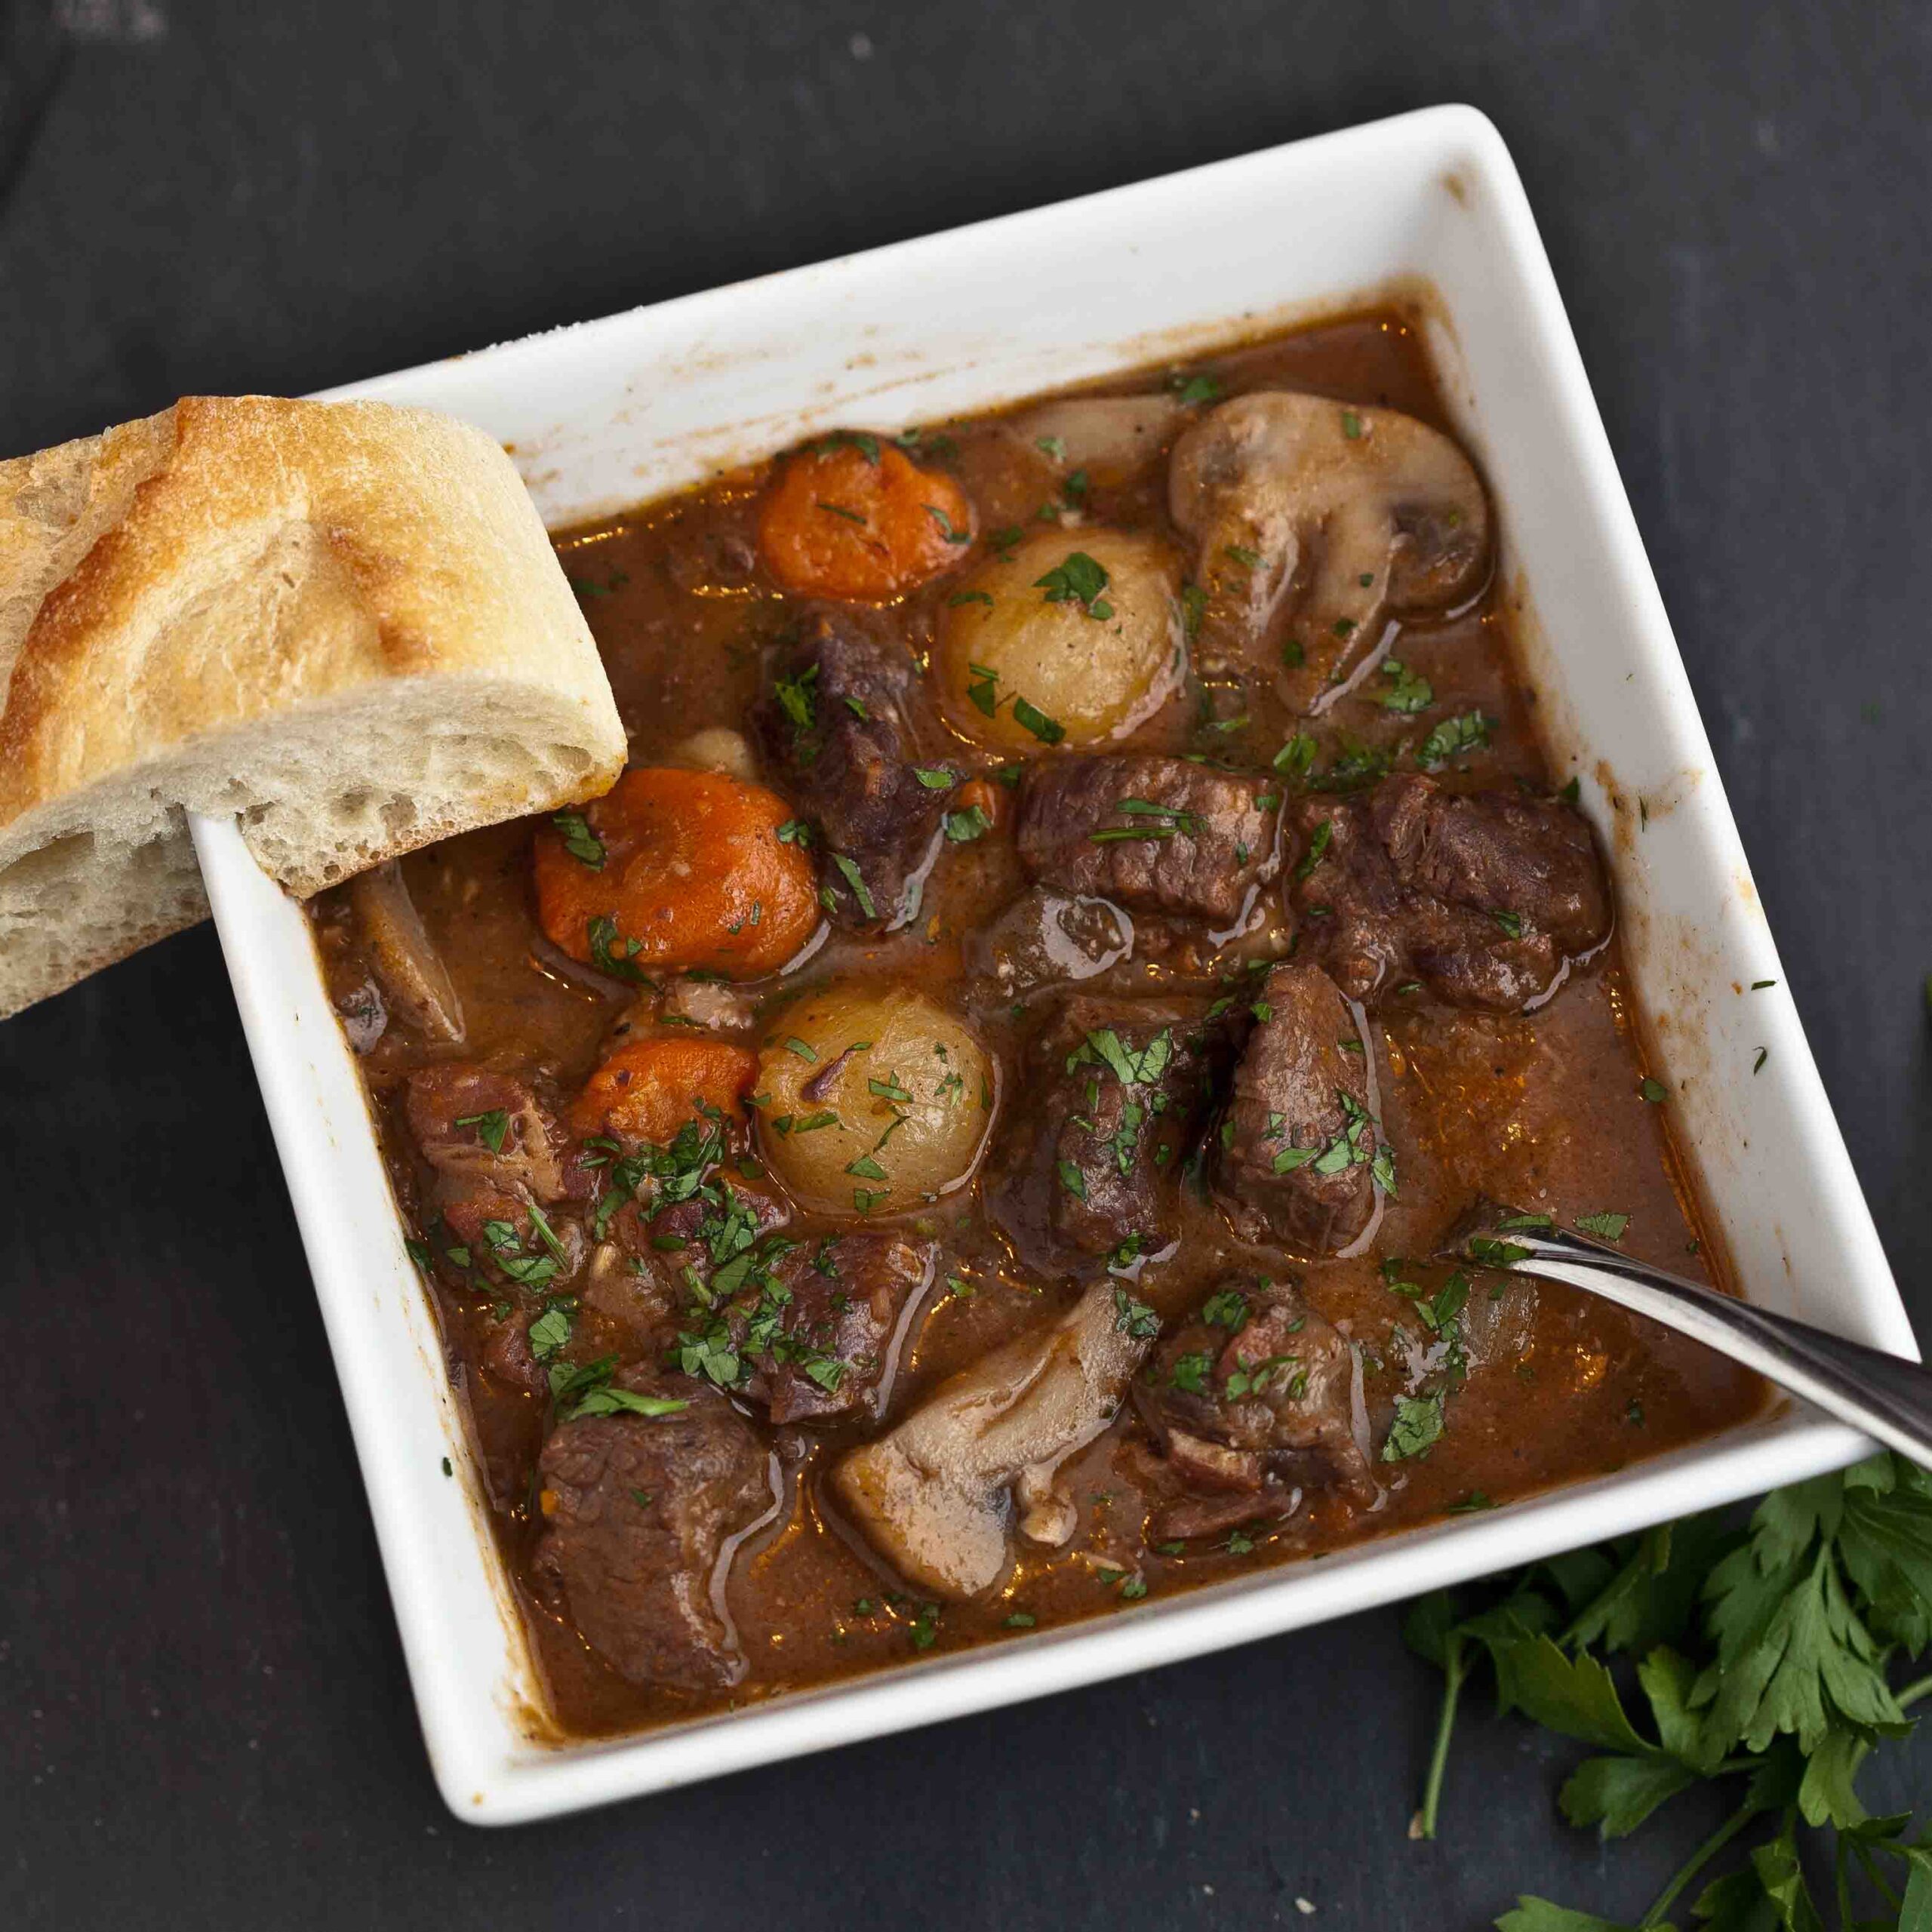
[
  {"left": 831, "top": 1280, "right": 1149, "bottom": 1598},
  {"left": 1007, "top": 392, "right": 1189, "bottom": 488},
  {"left": 1168, "top": 391, "right": 1491, "bottom": 714}
]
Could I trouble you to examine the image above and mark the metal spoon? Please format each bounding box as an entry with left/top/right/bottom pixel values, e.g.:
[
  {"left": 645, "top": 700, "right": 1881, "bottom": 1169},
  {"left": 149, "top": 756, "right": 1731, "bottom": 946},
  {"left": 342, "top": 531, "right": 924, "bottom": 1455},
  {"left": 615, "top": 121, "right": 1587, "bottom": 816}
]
[{"left": 1441, "top": 1204, "right": 1932, "bottom": 1471}]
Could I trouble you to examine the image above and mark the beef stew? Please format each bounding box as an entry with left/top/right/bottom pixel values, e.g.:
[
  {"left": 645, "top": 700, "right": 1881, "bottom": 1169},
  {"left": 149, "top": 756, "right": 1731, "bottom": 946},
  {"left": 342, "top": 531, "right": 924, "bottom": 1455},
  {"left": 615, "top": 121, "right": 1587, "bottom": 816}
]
[{"left": 308, "top": 310, "right": 1764, "bottom": 1738}]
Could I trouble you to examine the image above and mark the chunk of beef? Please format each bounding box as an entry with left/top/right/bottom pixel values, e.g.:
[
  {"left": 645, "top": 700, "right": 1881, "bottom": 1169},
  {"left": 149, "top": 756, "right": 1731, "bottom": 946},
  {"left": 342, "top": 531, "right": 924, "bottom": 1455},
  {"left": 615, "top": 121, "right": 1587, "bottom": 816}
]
[
  {"left": 740, "top": 1234, "right": 935, "bottom": 1424},
  {"left": 991, "top": 997, "right": 1220, "bottom": 1273},
  {"left": 965, "top": 884, "right": 1134, "bottom": 1001},
  {"left": 1016, "top": 753, "right": 1279, "bottom": 928},
  {"left": 593, "top": 1177, "right": 790, "bottom": 1344},
  {"left": 535, "top": 1371, "right": 771, "bottom": 1690},
  {"left": 643, "top": 1208, "right": 931, "bottom": 1424},
  {"left": 1134, "top": 1279, "right": 1373, "bottom": 1539},
  {"left": 1291, "top": 774, "right": 1609, "bottom": 1010},
  {"left": 751, "top": 613, "right": 952, "bottom": 932},
  {"left": 405, "top": 1063, "right": 568, "bottom": 1256},
  {"left": 1211, "top": 962, "right": 1384, "bottom": 1256},
  {"left": 405, "top": 1064, "right": 567, "bottom": 1200},
  {"left": 480, "top": 1308, "right": 549, "bottom": 1395}
]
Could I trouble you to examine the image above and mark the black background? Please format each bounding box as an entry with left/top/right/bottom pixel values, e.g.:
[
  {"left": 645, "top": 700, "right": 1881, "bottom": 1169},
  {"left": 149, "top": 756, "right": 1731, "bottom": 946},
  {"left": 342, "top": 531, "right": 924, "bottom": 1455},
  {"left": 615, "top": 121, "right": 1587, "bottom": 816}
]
[{"left": 3, "top": 3, "right": 1928, "bottom": 1927}]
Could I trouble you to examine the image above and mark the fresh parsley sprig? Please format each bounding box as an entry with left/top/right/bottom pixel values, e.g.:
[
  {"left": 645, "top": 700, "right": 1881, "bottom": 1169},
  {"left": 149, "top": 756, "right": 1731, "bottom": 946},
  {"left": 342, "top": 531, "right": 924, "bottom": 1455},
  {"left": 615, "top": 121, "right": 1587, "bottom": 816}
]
[{"left": 1405, "top": 1453, "right": 1932, "bottom": 1929}]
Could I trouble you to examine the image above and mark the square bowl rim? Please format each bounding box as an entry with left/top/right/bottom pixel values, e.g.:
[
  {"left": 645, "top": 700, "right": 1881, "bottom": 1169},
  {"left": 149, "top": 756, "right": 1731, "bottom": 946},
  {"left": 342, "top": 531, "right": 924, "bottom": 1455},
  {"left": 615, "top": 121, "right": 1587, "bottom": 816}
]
[{"left": 191, "top": 101, "right": 1913, "bottom": 1824}]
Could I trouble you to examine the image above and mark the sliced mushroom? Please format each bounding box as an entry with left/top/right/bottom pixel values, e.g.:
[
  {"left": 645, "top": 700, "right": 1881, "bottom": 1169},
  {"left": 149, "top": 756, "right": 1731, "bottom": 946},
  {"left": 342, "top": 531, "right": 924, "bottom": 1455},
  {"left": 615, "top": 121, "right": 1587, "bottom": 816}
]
[
  {"left": 831, "top": 1281, "right": 1151, "bottom": 1599},
  {"left": 346, "top": 860, "right": 465, "bottom": 1044},
  {"left": 1010, "top": 392, "right": 1188, "bottom": 488},
  {"left": 1168, "top": 392, "right": 1490, "bottom": 713}
]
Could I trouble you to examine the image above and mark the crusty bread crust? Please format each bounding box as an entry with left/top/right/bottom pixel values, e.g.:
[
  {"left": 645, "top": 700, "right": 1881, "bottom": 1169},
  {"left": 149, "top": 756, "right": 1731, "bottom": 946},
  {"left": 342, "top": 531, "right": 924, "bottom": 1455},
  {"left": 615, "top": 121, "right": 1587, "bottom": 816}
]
[{"left": 0, "top": 396, "right": 627, "bottom": 1018}]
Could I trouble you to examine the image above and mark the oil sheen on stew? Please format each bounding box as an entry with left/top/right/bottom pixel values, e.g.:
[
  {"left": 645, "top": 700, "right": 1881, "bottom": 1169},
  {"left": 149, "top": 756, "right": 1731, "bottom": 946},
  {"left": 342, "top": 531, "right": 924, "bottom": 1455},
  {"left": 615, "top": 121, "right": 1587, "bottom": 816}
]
[{"left": 309, "top": 311, "right": 1764, "bottom": 1739}]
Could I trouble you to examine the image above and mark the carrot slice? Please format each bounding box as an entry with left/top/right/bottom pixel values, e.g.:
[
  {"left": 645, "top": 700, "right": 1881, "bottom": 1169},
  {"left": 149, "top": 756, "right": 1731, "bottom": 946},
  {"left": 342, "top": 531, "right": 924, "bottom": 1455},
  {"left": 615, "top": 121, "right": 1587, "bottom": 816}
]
[
  {"left": 756, "top": 438, "right": 973, "bottom": 601},
  {"left": 570, "top": 1036, "right": 758, "bottom": 1143},
  {"left": 534, "top": 768, "right": 818, "bottom": 979}
]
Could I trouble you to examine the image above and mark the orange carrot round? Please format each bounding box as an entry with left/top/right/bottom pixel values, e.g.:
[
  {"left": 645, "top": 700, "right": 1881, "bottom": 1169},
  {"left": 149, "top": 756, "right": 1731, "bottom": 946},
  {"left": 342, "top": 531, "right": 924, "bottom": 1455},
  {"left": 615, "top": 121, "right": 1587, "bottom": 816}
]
[
  {"left": 570, "top": 1036, "right": 759, "bottom": 1144},
  {"left": 757, "top": 437, "right": 974, "bottom": 601},
  {"left": 534, "top": 768, "right": 818, "bottom": 979}
]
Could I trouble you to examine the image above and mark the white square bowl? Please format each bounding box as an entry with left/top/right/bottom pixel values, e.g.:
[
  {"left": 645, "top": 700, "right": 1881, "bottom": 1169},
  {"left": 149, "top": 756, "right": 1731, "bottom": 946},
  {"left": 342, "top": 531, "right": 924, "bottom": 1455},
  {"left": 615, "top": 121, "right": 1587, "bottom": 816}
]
[{"left": 189, "top": 103, "right": 1917, "bottom": 1824}]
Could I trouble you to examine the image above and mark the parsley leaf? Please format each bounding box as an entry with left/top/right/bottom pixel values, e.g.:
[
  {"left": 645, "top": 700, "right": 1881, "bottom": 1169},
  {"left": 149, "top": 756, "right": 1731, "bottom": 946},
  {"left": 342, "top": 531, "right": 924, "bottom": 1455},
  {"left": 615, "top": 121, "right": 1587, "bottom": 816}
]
[
  {"left": 1383, "top": 1392, "right": 1446, "bottom": 1461},
  {"left": 1417, "top": 711, "right": 1495, "bottom": 770},
  {"left": 552, "top": 811, "right": 605, "bottom": 869},
  {"left": 1033, "top": 550, "right": 1113, "bottom": 620},
  {"left": 1402, "top": 1454, "right": 1932, "bottom": 1924}
]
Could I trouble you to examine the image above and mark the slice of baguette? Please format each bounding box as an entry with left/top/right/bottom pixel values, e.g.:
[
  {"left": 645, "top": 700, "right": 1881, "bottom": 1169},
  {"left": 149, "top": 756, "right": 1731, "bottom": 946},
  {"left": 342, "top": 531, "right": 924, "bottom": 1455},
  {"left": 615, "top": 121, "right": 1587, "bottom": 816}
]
[{"left": 0, "top": 395, "right": 627, "bottom": 1019}]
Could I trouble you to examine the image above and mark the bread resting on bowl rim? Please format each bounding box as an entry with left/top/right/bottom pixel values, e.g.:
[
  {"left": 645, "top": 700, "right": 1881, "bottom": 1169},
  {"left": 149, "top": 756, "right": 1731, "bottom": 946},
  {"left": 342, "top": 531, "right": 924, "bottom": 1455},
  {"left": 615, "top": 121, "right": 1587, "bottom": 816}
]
[{"left": 0, "top": 394, "right": 627, "bottom": 1020}]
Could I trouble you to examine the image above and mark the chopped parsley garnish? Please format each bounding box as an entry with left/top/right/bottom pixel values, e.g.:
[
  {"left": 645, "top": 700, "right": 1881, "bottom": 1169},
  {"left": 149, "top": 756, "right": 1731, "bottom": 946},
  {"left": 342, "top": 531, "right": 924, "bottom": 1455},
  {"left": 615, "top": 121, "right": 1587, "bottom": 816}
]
[
  {"left": 1069, "top": 1026, "right": 1174, "bottom": 1091},
  {"left": 1309, "top": 740, "right": 1392, "bottom": 792},
  {"left": 1011, "top": 695, "right": 1065, "bottom": 745},
  {"left": 454, "top": 1109, "right": 509, "bottom": 1154},
  {"left": 829, "top": 851, "right": 878, "bottom": 920},
  {"left": 817, "top": 429, "right": 880, "bottom": 463},
  {"left": 568, "top": 571, "right": 628, "bottom": 598},
  {"left": 1376, "top": 659, "right": 1434, "bottom": 713},
  {"left": 1576, "top": 1211, "right": 1630, "bottom": 1242},
  {"left": 527, "top": 1300, "right": 574, "bottom": 1361},
  {"left": 1416, "top": 710, "right": 1494, "bottom": 770},
  {"left": 587, "top": 915, "right": 654, "bottom": 986},
  {"left": 1168, "top": 1350, "right": 1214, "bottom": 1395},
  {"left": 1296, "top": 819, "right": 1333, "bottom": 880},
  {"left": 552, "top": 811, "right": 605, "bottom": 869},
  {"left": 1491, "top": 909, "right": 1524, "bottom": 940},
  {"left": 1273, "top": 734, "right": 1317, "bottom": 780},
  {"left": 1180, "top": 582, "right": 1208, "bottom": 639},
  {"left": 1033, "top": 550, "right": 1113, "bottom": 620},
  {"left": 1112, "top": 1287, "right": 1159, "bottom": 1339},
  {"left": 924, "top": 503, "right": 971, "bottom": 544},
  {"left": 1171, "top": 372, "right": 1224, "bottom": 405},
  {"left": 944, "top": 804, "right": 994, "bottom": 843},
  {"left": 1466, "top": 1235, "right": 1531, "bottom": 1268},
  {"left": 1383, "top": 1391, "right": 1446, "bottom": 1461},
  {"left": 566, "top": 1386, "right": 691, "bottom": 1422},
  {"left": 1198, "top": 1290, "right": 1249, "bottom": 1332},
  {"left": 1640, "top": 1077, "right": 1668, "bottom": 1102},
  {"left": 965, "top": 661, "right": 1001, "bottom": 717}
]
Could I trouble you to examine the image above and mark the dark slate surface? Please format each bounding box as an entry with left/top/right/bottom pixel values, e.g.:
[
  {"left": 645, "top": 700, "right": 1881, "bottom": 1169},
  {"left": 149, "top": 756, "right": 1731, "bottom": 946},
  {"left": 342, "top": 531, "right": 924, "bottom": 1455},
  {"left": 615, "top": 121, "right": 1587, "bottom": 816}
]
[{"left": 2, "top": 3, "right": 1927, "bottom": 1926}]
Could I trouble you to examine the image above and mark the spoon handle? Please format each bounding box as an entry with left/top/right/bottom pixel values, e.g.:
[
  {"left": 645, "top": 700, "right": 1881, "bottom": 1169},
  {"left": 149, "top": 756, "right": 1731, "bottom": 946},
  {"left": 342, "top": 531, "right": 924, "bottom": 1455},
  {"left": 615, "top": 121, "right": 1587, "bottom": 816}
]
[{"left": 1498, "top": 1228, "right": 1932, "bottom": 1471}]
